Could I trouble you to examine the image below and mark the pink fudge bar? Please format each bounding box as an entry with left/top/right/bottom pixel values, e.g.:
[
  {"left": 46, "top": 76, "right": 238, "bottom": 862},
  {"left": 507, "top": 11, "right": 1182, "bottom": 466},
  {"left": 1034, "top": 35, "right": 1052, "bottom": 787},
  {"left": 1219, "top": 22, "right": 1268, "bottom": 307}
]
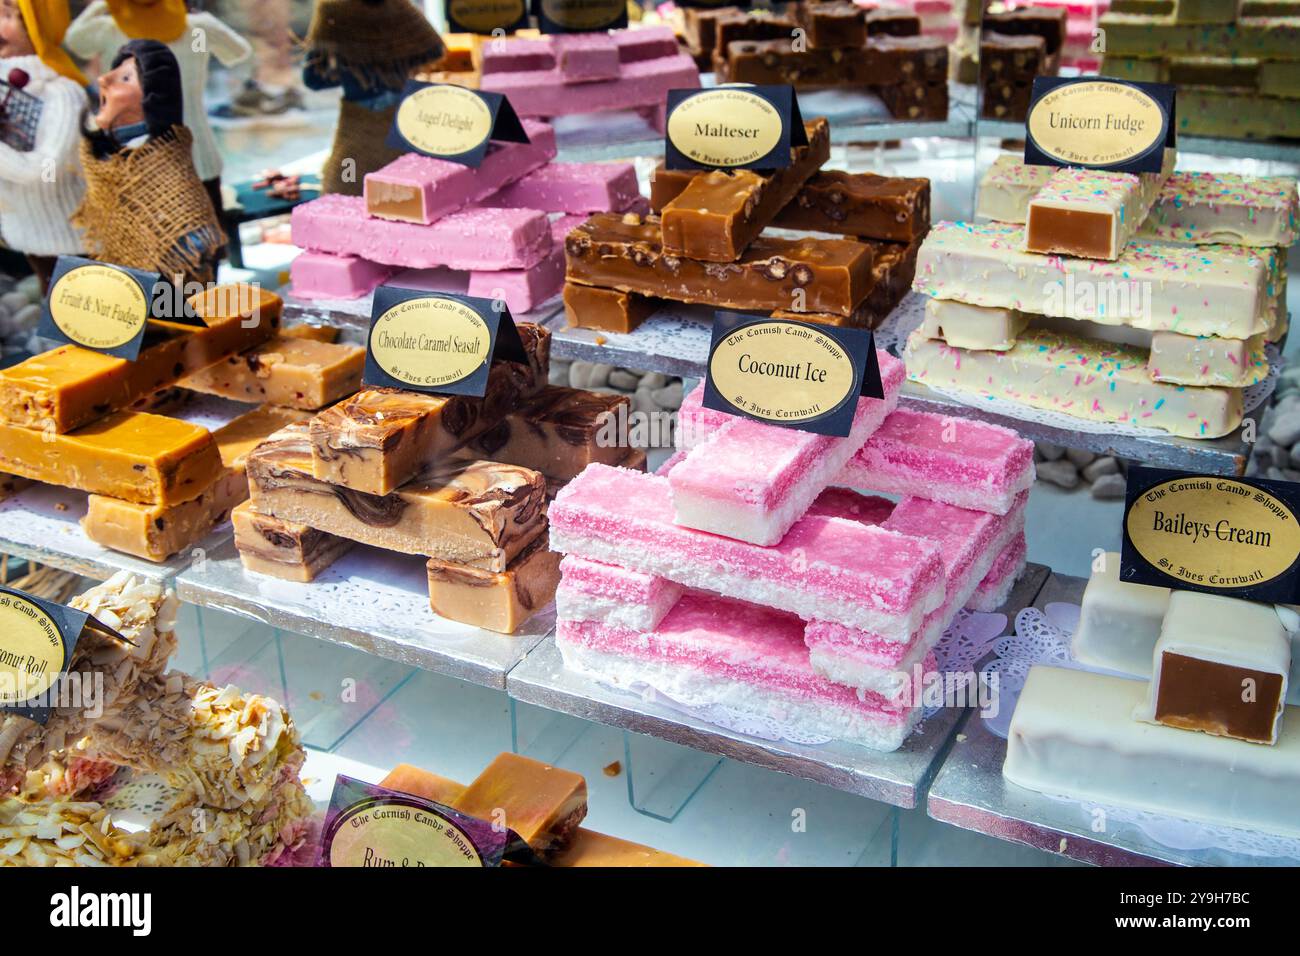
[
  {"left": 480, "top": 36, "right": 555, "bottom": 74},
  {"left": 614, "top": 26, "right": 679, "bottom": 63},
  {"left": 291, "top": 195, "right": 552, "bottom": 271},
  {"left": 364, "top": 119, "right": 556, "bottom": 225},
  {"left": 549, "top": 463, "right": 946, "bottom": 639},
  {"left": 555, "top": 555, "right": 684, "bottom": 631},
  {"left": 805, "top": 494, "right": 1028, "bottom": 692},
  {"left": 485, "top": 162, "right": 642, "bottom": 214},
  {"left": 838, "top": 409, "right": 1034, "bottom": 516},
  {"left": 464, "top": 216, "right": 578, "bottom": 312},
  {"left": 479, "top": 53, "right": 700, "bottom": 119},
  {"left": 553, "top": 33, "right": 620, "bottom": 83},
  {"left": 967, "top": 532, "right": 1027, "bottom": 613},
  {"left": 668, "top": 351, "right": 905, "bottom": 545},
  {"left": 556, "top": 591, "right": 924, "bottom": 752},
  {"left": 289, "top": 251, "right": 396, "bottom": 300}
]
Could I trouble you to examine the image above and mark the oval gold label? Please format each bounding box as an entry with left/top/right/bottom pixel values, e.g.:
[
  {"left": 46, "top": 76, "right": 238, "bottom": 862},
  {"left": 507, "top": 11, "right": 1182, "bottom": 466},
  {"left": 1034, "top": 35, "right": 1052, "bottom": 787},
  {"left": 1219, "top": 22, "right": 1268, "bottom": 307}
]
[
  {"left": 709, "top": 321, "right": 857, "bottom": 425},
  {"left": 395, "top": 85, "right": 493, "bottom": 157},
  {"left": 540, "top": 0, "right": 624, "bottom": 30},
  {"left": 448, "top": 0, "right": 526, "bottom": 32},
  {"left": 1027, "top": 80, "right": 1165, "bottom": 167},
  {"left": 369, "top": 296, "right": 492, "bottom": 389},
  {"left": 666, "top": 89, "right": 784, "bottom": 168},
  {"left": 1126, "top": 478, "right": 1300, "bottom": 590},
  {"left": 48, "top": 265, "right": 148, "bottom": 351},
  {"left": 0, "top": 593, "right": 65, "bottom": 706},
  {"left": 329, "top": 801, "right": 483, "bottom": 867}
]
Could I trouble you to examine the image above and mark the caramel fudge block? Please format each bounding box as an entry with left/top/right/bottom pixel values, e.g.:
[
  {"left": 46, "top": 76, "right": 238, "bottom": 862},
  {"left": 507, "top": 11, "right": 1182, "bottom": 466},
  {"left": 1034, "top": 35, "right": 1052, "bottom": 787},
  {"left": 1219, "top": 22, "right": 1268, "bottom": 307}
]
[
  {"left": 454, "top": 753, "right": 587, "bottom": 856},
  {"left": 796, "top": 2, "right": 867, "bottom": 48},
  {"left": 308, "top": 323, "right": 550, "bottom": 495},
  {"left": 565, "top": 213, "right": 874, "bottom": 317},
  {"left": 232, "top": 499, "right": 353, "bottom": 582},
  {"left": 1136, "top": 591, "right": 1290, "bottom": 745},
  {"left": 660, "top": 117, "right": 831, "bottom": 262},
  {"left": 282, "top": 324, "right": 340, "bottom": 343},
  {"left": 82, "top": 406, "right": 304, "bottom": 562},
  {"left": 380, "top": 764, "right": 466, "bottom": 806},
  {"left": 249, "top": 423, "right": 547, "bottom": 571},
  {"left": 427, "top": 534, "right": 562, "bottom": 633},
  {"left": 563, "top": 282, "right": 659, "bottom": 333},
  {"left": 773, "top": 171, "right": 931, "bottom": 243},
  {"left": 453, "top": 386, "right": 631, "bottom": 481},
  {"left": 0, "top": 411, "right": 222, "bottom": 506},
  {"left": 180, "top": 336, "right": 364, "bottom": 411},
  {"left": 980, "top": 33, "right": 1046, "bottom": 121},
  {"left": 0, "top": 284, "right": 281, "bottom": 433}
]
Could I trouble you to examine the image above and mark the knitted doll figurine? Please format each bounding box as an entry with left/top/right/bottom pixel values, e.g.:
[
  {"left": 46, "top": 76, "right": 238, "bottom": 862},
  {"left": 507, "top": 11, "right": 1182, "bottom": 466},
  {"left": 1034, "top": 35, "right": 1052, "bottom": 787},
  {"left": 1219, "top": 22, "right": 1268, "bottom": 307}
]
[
  {"left": 303, "top": 0, "right": 443, "bottom": 196},
  {"left": 66, "top": 0, "right": 252, "bottom": 218},
  {"left": 0, "top": 0, "right": 89, "bottom": 294},
  {"left": 74, "top": 39, "right": 226, "bottom": 287}
]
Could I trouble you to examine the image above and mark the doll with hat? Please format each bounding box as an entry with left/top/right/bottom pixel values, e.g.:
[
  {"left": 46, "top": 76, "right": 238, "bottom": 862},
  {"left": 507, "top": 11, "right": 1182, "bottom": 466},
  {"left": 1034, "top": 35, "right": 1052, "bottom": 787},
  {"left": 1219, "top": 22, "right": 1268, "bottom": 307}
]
[
  {"left": 303, "top": 0, "right": 443, "bottom": 196},
  {"left": 74, "top": 38, "right": 226, "bottom": 287},
  {"left": 66, "top": 0, "right": 251, "bottom": 221},
  {"left": 0, "top": 0, "right": 88, "bottom": 294}
]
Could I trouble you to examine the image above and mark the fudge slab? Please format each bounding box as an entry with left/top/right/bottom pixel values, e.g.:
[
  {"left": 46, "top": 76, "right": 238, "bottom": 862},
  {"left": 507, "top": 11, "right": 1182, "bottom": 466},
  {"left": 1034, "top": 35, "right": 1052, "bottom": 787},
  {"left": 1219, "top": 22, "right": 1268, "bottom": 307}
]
[
  {"left": 454, "top": 752, "right": 586, "bottom": 856},
  {"left": 1136, "top": 591, "right": 1290, "bottom": 744},
  {"left": 180, "top": 335, "right": 364, "bottom": 411},
  {"left": 426, "top": 534, "right": 562, "bottom": 634},
  {"left": 0, "top": 411, "right": 222, "bottom": 506},
  {"left": 478, "top": 53, "right": 700, "bottom": 119},
  {"left": 918, "top": 298, "right": 1029, "bottom": 351},
  {"left": 904, "top": 327, "right": 1244, "bottom": 439},
  {"left": 1004, "top": 665, "right": 1300, "bottom": 838},
  {"left": 1097, "top": 13, "right": 1300, "bottom": 59},
  {"left": 248, "top": 423, "right": 547, "bottom": 571},
  {"left": 975, "top": 154, "right": 1053, "bottom": 224},
  {"left": 714, "top": 39, "right": 882, "bottom": 89},
  {"left": 363, "top": 119, "right": 556, "bottom": 225},
  {"left": 291, "top": 194, "right": 553, "bottom": 271},
  {"left": 660, "top": 117, "right": 831, "bottom": 262},
  {"left": 553, "top": 32, "right": 620, "bottom": 83},
  {"left": 562, "top": 282, "right": 659, "bottom": 333},
  {"left": 1070, "top": 552, "right": 1172, "bottom": 676},
  {"left": 0, "top": 284, "right": 280, "bottom": 433},
  {"left": 796, "top": 1, "right": 866, "bottom": 48},
  {"left": 1140, "top": 171, "right": 1299, "bottom": 248},
  {"left": 484, "top": 161, "right": 641, "bottom": 214},
  {"left": 1148, "top": 331, "right": 1269, "bottom": 389},
  {"left": 913, "top": 220, "right": 1274, "bottom": 338},
  {"left": 232, "top": 500, "right": 353, "bottom": 583},
  {"left": 773, "top": 171, "right": 931, "bottom": 244},
  {"left": 290, "top": 251, "right": 395, "bottom": 300},
  {"left": 565, "top": 213, "right": 874, "bottom": 318}
]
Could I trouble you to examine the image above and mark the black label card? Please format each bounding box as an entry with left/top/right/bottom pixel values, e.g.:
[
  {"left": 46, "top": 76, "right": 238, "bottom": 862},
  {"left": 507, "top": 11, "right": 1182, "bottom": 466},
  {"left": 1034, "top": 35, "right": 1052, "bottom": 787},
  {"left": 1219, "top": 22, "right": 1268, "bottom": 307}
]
[
  {"left": 37, "top": 257, "right": 178, "bottom": 360},
  {"left": 703, "top": 312, "right": 883, "bottom": 438},
  {"left": 1121, "top": 466, "right": 1300, "bottom": 603},
  {"left": 1023, "top": 77, "right": 1176, "bottom": 174},
  {"left": 534, "top": 0, "right": 627, "bottom": 33},
  {"left": 362, "top": 286, "right": 526, "bottom": 397},
  {"left": 0, "top": 586, "right": 97, "bottom": 724},
  {"left": 387, "top": 82, "right": 529, "bottom": 167},
  {"left": 446, "top": 0, "right": 529, "bottom": 34},
  {"left": 664, "top": 85, "right": 807, "bottom": 171}
]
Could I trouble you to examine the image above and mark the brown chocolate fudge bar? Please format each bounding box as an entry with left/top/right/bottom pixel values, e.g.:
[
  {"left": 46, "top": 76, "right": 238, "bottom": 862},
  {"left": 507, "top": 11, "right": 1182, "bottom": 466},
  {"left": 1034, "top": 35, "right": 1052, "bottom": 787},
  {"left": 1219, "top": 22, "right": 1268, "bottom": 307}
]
[
  {"left": 980, "top": 33, "right": 1046, "bottom": 120},
  {"left": 714, "top": 9, "right": 799, "bottom": 52},
  {"left": 796, "top": 1, "right": 867, "bottom": 47},
  {"left": 683, "top": 5, "right": 742, "bottom": 51},
  {"left": 565, "top": 213, "right": 874, "bottom": 317},
  {"left": 985, "top": 7, "right": 1068, "bottom": 55},
  {"left": 715, "top": 39, "right": 877, "bottom": 88},
  {"left": 774, "top": 171, "right": 931, "bottom": 243},
  {"left": 865, "top": 6, "right": 922, "bottom": 36}
]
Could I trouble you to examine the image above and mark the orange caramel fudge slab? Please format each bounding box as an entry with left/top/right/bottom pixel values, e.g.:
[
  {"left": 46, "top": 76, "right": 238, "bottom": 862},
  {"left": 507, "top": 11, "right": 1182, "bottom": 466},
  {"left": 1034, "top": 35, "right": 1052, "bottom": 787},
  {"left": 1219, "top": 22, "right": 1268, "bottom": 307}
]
[
  {"left": 453, "top": 753, "right": 588, "bottom": 855},
  {"left": 0, "top": 284, "right": 281, "bottom": 433}
]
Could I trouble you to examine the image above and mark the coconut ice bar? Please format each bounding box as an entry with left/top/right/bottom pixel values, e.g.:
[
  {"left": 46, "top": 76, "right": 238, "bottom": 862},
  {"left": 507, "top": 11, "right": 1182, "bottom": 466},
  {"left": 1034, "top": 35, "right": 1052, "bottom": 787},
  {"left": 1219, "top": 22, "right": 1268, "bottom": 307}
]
[
  {"left": 556, "top": 555, "right": 685, "bottom": 632},
  {"left": 903, "top": 328, "right": 1244, "bottom": 439},
  {"left": 1140, "top": 171, "right": 1299, "bottom": 248},
  {"left": 291, "top": 194, "right": 553, "bottom": 271},
  {"left": 480, "top": 53, "right": 700, "bottom": 122},
  {"left": 1133, "top": 591, "right": 1291, "bottom": 745},
  {"left": 290, "top": 251, "right": 395, "bottom": 300},
  {"left": 914, "top": 221, "right": 1274, "bottom": 339},
  {"left": 556, "top": 592, "right": 924, "bottom": 752},
  {"left": 918, "top": 298, "right": 1029, "bottom": 351},
  {"left": 967, "top": 532, "right": 1027, "bottom": 613},
  {"left": 550, "top": 463, "right": 946, "bottom": 640},
  {"left": 364, "top": 120, "right": 556, "bottom": 225},
  {"left": 1004, "top": 665, "right": 1300, "bottom": 839},
  {"left": 667, "top": 351, "right": 905, "bottom": 546},
  {"left": 1024, "top": 151, "right": 1174, "bottom": 260},
  {"left": 485, "top": 162, "right": 641, "bottom": 214}
]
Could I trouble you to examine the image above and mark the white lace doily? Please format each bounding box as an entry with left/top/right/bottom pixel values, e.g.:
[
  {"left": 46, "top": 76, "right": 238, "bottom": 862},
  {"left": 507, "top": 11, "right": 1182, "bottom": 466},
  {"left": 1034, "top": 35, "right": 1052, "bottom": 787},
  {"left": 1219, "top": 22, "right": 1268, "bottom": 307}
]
[{"left": 982, "top": 601, "right": 1300, "bottom": 861}]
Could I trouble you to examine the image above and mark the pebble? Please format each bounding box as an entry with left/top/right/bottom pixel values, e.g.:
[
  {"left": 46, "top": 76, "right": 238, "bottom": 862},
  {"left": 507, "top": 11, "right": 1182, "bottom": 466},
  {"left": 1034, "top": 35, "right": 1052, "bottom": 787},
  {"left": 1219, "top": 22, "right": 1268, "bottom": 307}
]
[
  {"left": 0, "top": 291, "right": 26, "bottom": 313},
  {"left": 640, "top": 372, "right": 670, "bottom": 390},
  {"left": 1287, "top": 468, "right": 1300, "bottom": 482},
  {"left": 16, "top": 274, "right": 40, "bottom": 303},
  {"left": 13, "top": 303, "right": 41, "bottom": 328},
  {"left": 1036, "top": 459, "right": 1080, "bottom": 489},
  {"left": 1090, "top": 473, "right": 1127, "bottom": 500},
  {"left": 1081, "top": 456, "right": 1119, "bottom": 483},
  {"left": 1065, "top": 447, "right": 1096, "bottom": 467},
  {"left": 1291, "top": 445, "right": 1300, "bottom": 470},
  {"left": 1266, "top": 409, "right": 1300, "bottom": 448},
  {"left": 651, "top": 381, "right": 684, "bottom": 411},
  {"left": 568, "top": 361, "right": 611, "bottom": 389},
  {"left": 608, "top": 369, "right": 641, "bottom": 391},
  {"left": 631, "top": 386, "right": 659, "bottom": 416},
  {"left": 1035, "top": 441, "right": 1065, "bottom": 461}
]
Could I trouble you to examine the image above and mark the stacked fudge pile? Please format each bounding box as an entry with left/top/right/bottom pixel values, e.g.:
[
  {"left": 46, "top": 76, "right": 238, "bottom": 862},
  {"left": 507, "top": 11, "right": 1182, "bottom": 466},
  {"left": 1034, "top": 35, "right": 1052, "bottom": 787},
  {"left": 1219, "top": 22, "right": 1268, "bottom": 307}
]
[
  {"left": 414, "top": 25, "right": 698, "bottom": 129},
  {"left": 905, "top": 155, "right": 1295, "bottom": 439},
  {"left": 979, "top": 6, "right": 1067, "bottom": 120},
  {"left": 0, "top": 286, "right": 365, "bottom": 562},
  {"left": 687, "top": 4, "right": 950, "bottom": 121},
  {"left": 379, "top": 753, "right": 701, "bottom": 865},
  {"left": 1100, "top": 0, "right": 1300, "bottom": 139},
  {"left": 0, "top": 573, "right": 312, "bottom": 867},
  {"left": 290, "top": 118, "right": 648, "bottom": 315},
  {"left": 999, "top": 0, "right": 1110, "bottom": 70},
  {"left": 548, "top": 353, "right": 1037, "bottom": 753},
  {"left": 563, "top": 119, "right": 930, "bottom": 334},
  {"left": 232, "top": 325, "right": 646, "bottom": 634},
  {"left": 1003, "top": 555, "right": 1300, "bottom": 837}
]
